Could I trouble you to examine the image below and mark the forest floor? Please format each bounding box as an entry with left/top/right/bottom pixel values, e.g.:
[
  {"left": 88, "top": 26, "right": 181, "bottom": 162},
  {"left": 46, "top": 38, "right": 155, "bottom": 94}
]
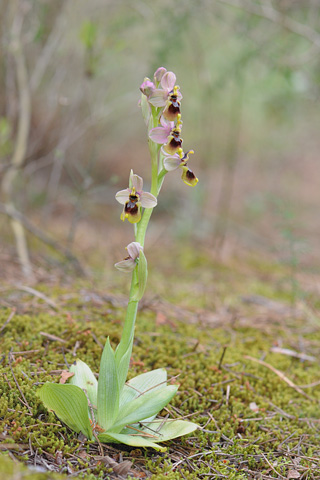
[{"left": 1, "top": 242, "right": 320, "bottom": 480}]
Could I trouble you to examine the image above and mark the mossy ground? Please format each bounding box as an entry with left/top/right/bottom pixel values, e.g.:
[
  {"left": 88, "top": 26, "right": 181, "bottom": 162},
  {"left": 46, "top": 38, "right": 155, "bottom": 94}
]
[{"left": 1, "top": 246, "right": 320, "bottom": 479}]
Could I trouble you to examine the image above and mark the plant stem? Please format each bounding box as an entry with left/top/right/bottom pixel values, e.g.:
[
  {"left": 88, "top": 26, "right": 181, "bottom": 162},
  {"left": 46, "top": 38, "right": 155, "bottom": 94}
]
[
  {"left": 115, "top": 268, "right": 138, "bottom": 363},
  {"left": 116, "top": 108, "right": 160, "bottom": 368},
  {"left": 136, "top": 111, "right": 160, "bottom": 246}
]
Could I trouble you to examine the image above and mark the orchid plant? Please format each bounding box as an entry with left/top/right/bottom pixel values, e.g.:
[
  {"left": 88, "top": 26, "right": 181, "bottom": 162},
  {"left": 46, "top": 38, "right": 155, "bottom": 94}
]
[{"left": 38, "top": 68, "right": 199, "bottom": 451}]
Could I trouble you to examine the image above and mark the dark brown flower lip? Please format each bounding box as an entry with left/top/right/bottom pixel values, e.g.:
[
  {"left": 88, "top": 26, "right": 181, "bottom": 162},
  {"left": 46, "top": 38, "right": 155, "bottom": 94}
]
[
  {"left": 163, "top": 103, "right": 181, "bottom": 121},
  {"left": 125, "top": 201, "right": 139, "bottom": 215},
  {"left": 170, "top": 138, "right": 182, "bottom": 147},
  {"left": 186, "top": 168, "right": 196, "bottom": 179}
]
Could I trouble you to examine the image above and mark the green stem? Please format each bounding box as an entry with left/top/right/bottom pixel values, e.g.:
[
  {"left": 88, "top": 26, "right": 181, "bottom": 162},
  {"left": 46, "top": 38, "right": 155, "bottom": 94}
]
[
  {"left": 116, "top": 108, "right": 160, "bottom": 369},
  {"left": 115, "top": 268, "right": 138, "bottom": 363},
  {"left": 136, "top": 111, "right": 160, "bottom": 246}
]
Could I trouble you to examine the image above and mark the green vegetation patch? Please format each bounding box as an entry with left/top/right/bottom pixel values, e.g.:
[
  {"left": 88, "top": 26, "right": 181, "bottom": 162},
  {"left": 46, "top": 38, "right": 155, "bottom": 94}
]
[{"left": 1, "top": 262, "right": 320, "bottom": 479}]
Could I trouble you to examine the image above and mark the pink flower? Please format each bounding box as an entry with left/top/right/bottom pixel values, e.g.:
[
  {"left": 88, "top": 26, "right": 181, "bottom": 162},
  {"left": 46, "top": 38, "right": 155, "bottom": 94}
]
[
  {"left": 115, "top": 242, "right": 143, "bottom": 273},
  {"left": 115, "top": 171, "right": 157, "bottom": 223},
  {"left": 149, "top": 117, "right": 174, "bottom": 144}
]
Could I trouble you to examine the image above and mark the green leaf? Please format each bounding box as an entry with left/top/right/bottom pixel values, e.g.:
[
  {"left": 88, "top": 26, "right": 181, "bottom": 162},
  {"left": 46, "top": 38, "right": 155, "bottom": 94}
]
[
  {"left": 97, "top": 338, "right": 120, "bottom": 431},
  {"left": 98, "top": 431, "right": 166, "bottom": 451},
  {"left": 112, "top": 385, "right": 178, "bottom": 431},
  {"left": 120, "top": 368, "right": 167, "bottom": 408},
  {"left": 132, "top": 249, "right": 148, "bottom": 301},
  {"left": 141, "top": 419, "right": 198, "bottom": 442},
  {"left": 37, "top": 383, "right": 93, "bottom": 440},
  {"left": 79, "top": 21, "right": 97, "bottom": 49},
  {"left": 69, "top": 359, "right": 98, "bottom": 410},
  {"left": 140, "top": 92, "right": 151, "bottom": 126}
]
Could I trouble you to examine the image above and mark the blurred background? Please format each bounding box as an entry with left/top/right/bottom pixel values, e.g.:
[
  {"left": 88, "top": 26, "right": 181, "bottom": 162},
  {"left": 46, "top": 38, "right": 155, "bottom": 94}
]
[{"left": 1, "top": 0, "right": 320, "bottom": 284}]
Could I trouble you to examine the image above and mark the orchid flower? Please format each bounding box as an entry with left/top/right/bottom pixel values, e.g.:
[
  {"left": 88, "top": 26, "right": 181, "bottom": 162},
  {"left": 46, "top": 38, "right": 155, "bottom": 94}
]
[
  {"left": 114, "top": 242, "right": 143, "bottom": 273},
  {"left": 163, "top": 123, "right": 183, "bottom": 155},
  {"left": 162, "top": 85, "right": 182, "bottom": 121},
  {"left": 115, "top": 171, "right": 157, "bottom": 223},
  {"left": 163, "top": 149, "right": 198, "bottom": 187},
  {"left": 149, "top": 115, "right": 183, "bottom": 155}
]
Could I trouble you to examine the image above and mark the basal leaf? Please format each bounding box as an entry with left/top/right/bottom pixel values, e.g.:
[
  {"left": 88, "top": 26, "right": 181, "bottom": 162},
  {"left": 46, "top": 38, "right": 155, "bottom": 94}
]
[
  {"left": 141, "top": 419, "right": 198, "bottom": 442},
  {"left": 98, "top": 431, "right": 166, "bottom": 451},
  {"left": 97, "top": 338, "right": 119, "bottom": 431},
  {"left": 37, "top": 383, "right": 93, "bottom": 440},
  {"left": 69, "top": 359, "right": 98, "bottom": 409},
  {"left": 120, "top": 368, "right": 167, "bottom": 408},
  {"left": 113, "top": 385, "right": 178, "bottom": 431}
]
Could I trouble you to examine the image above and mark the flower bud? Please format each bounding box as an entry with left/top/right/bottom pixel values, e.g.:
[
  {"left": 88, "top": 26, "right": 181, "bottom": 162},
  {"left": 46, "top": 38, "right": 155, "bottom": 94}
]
[
  {"left": 140, "top": 78, "right": 155, "bottom": 97},
  {"left": 154, "top": 67, "right": 167, "bottom": 83}
]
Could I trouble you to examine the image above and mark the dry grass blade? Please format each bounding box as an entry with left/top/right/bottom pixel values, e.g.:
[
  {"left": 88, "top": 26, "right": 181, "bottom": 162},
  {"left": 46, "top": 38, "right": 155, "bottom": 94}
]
[
  {"left": 40, "top": 332, "right": 67, "bottom": 343},
  {"left": 260, "top": 452, "right": 287, "bottom": 479},
  {"left": 0, "top": 308, "right": 16, "bottom": 334},
  {"left": 270, "top": 346, "right": 316, "bottom": 362},
  {"left": 244, "top": 355, "right": 314, "bottom": 401},
  {"left": 8, "top": 361, "right": 33, "bottom": 415},
  {"left": 17, "top": 285, "right": 58, "bottom": 310}
]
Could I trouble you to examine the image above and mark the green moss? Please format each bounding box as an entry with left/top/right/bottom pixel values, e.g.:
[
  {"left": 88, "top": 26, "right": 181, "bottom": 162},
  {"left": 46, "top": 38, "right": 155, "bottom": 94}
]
[{"left": 1, "top": 252, "right": 320, "bottom": 479}]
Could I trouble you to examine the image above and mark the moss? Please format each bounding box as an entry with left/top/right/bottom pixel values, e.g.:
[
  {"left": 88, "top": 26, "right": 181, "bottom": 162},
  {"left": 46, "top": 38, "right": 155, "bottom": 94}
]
[{"left": 1, "top": 252, "right": 320, "bottom": 479}]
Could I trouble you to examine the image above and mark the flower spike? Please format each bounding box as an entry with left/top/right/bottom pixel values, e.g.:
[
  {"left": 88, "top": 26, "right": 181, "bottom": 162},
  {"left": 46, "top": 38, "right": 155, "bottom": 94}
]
[{"left": 115, "top": 172, "right": 157, "bottom": 224}]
